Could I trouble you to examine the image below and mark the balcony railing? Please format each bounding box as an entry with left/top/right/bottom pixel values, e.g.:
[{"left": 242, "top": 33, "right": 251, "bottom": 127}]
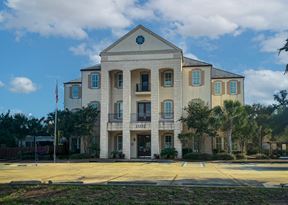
[
  {"left": 159, "top": 112, "right": 174, "bottom": 121},
  {"left": 136, "top": 83, "right": 151, "bottom": 92},
  {"left": 131, "top": 113, "right": 151, "bottom": 122},
  {"left": 108, "top": 113, "right": 123, "bottom": 122}
]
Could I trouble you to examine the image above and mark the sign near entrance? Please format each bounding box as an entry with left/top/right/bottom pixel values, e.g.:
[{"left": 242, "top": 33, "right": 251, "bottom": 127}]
[{"left": 136, "top": 123, "right": 146, "bottom": 128}]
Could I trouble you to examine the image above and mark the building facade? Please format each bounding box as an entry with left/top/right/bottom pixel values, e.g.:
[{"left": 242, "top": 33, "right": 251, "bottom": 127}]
[{"left": 64, "top": 25, "right": 244, "bottom": 159}]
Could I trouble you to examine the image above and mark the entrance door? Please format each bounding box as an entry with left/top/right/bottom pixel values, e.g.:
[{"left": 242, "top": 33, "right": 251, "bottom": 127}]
[
  {"left": 137, "top": 135, "right": 151, "bottom": 157},
  {"left": 141, "top": 73, "right": 149, "bottom": 91},
  {"left": 137, "top": 102, "right": 151, "bottom": 121}
]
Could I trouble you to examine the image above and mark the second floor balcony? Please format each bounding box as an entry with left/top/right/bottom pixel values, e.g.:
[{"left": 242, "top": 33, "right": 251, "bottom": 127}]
[{"left": 135, "top": 83, "right": 151, "bottom": 95}]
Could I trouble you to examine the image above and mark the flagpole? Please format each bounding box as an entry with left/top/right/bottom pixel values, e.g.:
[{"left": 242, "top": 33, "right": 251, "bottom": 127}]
[{"left": 54, "top": 80, "right": 58, "bottom": 163}]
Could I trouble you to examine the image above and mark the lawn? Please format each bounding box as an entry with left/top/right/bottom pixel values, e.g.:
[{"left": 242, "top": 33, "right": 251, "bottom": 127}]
[{"left": 0, "top": 185, "right": 288, "bottom": 205}]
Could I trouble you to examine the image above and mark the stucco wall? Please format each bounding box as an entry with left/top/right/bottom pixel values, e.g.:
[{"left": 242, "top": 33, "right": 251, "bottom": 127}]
[
  {"left": 182, "top": 66, "right": 212, "bottom": 108},
  {"left": 211, "top": 78, "right": 244, "bottom": 107},
  {"left": 81, "top": 70, "right": 101, "bottom": 107},
  {"left": 64, "top": 83, "right": 82, "bottom": 110}
]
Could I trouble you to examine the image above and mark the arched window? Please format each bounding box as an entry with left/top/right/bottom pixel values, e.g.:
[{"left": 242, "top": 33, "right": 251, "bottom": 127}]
[
  {"left": 89, "top": 101, "right": 100, "bottom": 111},
  {"left": 163, "top": 100, "right": 173, "bottom": 119}
]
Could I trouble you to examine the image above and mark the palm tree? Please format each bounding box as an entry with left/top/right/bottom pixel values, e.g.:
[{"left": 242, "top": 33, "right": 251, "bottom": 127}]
[{"left": 213, "top": 100, "right": 244, "bottom": 154}]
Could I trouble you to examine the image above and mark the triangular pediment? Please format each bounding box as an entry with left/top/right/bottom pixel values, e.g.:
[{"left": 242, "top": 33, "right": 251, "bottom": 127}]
[{"left": 100, "top": 25, "right": 182, "bottom": 55}]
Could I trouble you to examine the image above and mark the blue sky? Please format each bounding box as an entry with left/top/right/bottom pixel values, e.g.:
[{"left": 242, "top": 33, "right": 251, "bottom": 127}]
[{"left": 0, "top": 0, "right": 288, "bottom": 117}]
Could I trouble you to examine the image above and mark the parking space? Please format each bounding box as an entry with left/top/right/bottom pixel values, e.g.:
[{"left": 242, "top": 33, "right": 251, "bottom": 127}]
[{"left": 0, "top": 162, "right": 287, "bottom": 187}]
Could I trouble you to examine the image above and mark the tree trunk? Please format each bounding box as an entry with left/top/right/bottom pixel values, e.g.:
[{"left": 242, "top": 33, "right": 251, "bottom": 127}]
[{"left": 227, "top": 128, "right": 232, "bottom": 154}]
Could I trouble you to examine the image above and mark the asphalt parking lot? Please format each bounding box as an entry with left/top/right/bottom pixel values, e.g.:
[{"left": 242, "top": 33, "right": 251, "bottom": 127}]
[{"left": 0, "top": 162, "right": 287, "bottom": 187}]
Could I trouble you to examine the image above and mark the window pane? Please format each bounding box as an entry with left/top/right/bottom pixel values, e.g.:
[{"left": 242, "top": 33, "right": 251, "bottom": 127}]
[
  {"left": 117, "top": 101, "right": 123, "bottom": 118},
  {"left": 165, "top": 135, "right": 172, "bottom": 148},
  {"left": 117, "top": 135, "right": 123, "bottom": 151},
  {"left": 117, "top": 73, "right": 123, "bottom": 88},
  {"left": 91, "top": 73, "right": 99, "bottom": 88},
  {"left": 192, "top": 70, "right": 201, "bottom": 85},
  {"left": 230, "top": 81, "right": 237, "bottom": 94},
  {"left": 214, "top": 82, "right": 222, "bottom": 95},
  {"left": 89, "top": 102, "right": 99, "bottom": 111},
  {"left": 164, "top": 101, "right": 173, "bottom": 118},
  {"left": 72, "top": 86, "right": 79, "bottom": 98},
  {"left": 164, "top": 71, "right": 172, "bottom": 86}
]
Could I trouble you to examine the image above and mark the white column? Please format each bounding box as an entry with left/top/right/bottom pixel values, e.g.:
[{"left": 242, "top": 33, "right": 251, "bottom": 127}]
[
  {"left": 173, "top": 67, "right": 183, "bottom": 158},
  {"left": 100, "top": 69, "right": 110, "bottom": 158},
  {"left": 122, "top": 69, "right": 131, "bottom": 159},
  {"left": 151, "top": 68, "right": 160, "bottom": 158}
]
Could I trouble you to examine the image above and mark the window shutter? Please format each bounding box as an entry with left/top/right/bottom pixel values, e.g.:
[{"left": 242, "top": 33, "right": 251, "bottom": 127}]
[
  {"left": 237, "top": 81, "right": 241, "bottom": 94},
  {"left": 200, "top": 70, "right": 205, "bottom": 86},
  {"left": 78, "top": 86, "right": 82, "bottom": 98},
  {"left": 227, "top": 81, "right": 231, "bottom": 95},
  {"left": 171, "top": 100, "right": 174, "bottom": 113},
  {"left": 221, "top": 81, "right": 225, "bottom": 95},
  {"left": 171, "top": 70, "right": 174, "bottom": 87},
  {"left": 69, "top": 86, "right": 72, "bottom": 98},
  {"left": 114, "top": 103, "right": 117, "bottom": 114},
  {"left": 88, "top": 74, "right": 91, "bottom": 89},
  {"left": 161, "top": 101, "right": 164, "bottom": 114},
  {"left": 211, "top": 82, "right": 215, "bottom": 95},
  {"left": 114, "top": 72, "right": 118, "bottom": 88},
  {"left": 161, "top": 71, "right": 164, "bottom": 87},
  {"left": 189, "top": 70, "right": 192, "bottom": 86}
]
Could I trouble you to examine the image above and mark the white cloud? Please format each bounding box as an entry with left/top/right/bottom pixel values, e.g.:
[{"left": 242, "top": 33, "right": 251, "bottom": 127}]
[
  {"left": 256, "top": 32, "right": 288, "bottom": 64},
  {"left": 0, "top": 81, "right": 4, "bottom": 88},
  {"left": 9, "top": 77, "right": 37, "bottom": 94},
  {"left": 147, "top": 0, "right": 288, "bottom": 38},
  {"left": 70, "top": 40, "right": 112, "bottom": 64},
  {"left": 244, "top": 69, "right": 288, "bottom": 105},
  {"left": 1, "top": 0, "right": 288, "bottom": 39},
  {"left": 0, "top": 0, "right": 153, "bottom": 39}
]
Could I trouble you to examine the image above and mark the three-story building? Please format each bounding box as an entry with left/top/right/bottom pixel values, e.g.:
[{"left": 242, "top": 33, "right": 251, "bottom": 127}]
[{"left": 64, "top": 25, "right": 244, "bottom": 159}]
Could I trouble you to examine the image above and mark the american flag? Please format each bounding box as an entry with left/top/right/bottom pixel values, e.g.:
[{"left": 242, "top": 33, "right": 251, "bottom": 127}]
[{"left": 55, "top": 81, "right": 58, "bottom": 103}]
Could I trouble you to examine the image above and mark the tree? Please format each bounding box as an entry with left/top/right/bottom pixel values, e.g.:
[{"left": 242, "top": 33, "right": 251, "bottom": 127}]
[
  {"left": 213, "top": 100, "right": 244, "bottom": 154},
  {"left": 179, "top": 100, "right": 220, "bottom": 152},
  {"left": 44, "top": 106, "right": 99, "bottom": 154},
  {"left": 278, "top": 38, "right": 288, "bottom": 74},
  {"left": 233, "top": 105, "right": 258, "bottom": 153},
  {"left": 273, "top": 90, "right": 288, "bottom": 110}
]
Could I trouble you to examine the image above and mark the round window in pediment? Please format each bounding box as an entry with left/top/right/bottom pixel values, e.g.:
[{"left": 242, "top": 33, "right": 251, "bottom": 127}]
[{"left": 136, "top": 35, "right": 145, "bottom": 45}]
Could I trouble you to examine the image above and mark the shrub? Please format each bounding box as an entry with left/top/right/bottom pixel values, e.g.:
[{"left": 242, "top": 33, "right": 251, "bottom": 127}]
[
  {"left": 213, "top": 153, "right": 235, "bottom": 160},
  {"left": 160, "top": 148, "right": 178, "bottom": 159},
  {"left": 253, "top": 153, "right": 269, "bottom": 159},
  {"left": 110, "top": 151, "right": 125, "bottom": 159},
  {"left": 235, "top": 153, "right": 247, "bottom": 160},
  {"left": 69, "top": 153, "right": 91, "bottom": 159},
  {"left": 182, "top": 148, "right": 193, "bottom": 156},
  {"left": 183, "top": 152, "right": 213, "bottom": 160}
]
